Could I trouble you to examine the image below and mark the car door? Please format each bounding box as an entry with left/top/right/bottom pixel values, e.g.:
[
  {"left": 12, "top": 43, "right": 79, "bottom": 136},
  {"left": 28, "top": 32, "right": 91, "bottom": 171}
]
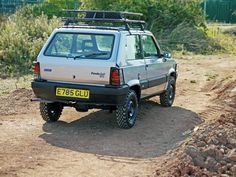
[
  {"left": 141, "top": 35, "right": 168, "bottom": 97},
  {"left": 122, "top": 34, "right": 148, "bottom": 91}
]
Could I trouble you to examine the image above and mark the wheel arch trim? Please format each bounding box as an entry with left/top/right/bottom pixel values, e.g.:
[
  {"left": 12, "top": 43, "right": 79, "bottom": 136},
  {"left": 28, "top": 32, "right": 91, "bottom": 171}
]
[
  {"left": 165, "top": 68, "right": 177, "bottom": 90},
  {"left": 126, "top": 79, "right": 141, "bottom": 100}
]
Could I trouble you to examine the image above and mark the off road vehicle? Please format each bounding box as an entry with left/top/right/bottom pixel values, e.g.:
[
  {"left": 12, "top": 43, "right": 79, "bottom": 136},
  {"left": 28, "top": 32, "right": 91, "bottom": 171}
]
[{"left": 31, "top": 10, "right": 177, "bottom": 129}]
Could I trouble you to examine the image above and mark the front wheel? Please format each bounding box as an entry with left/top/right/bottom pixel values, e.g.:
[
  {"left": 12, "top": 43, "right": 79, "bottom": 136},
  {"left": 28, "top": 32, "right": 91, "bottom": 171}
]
[
  {"left": 40, "top": 102, "right": 63, "bottom": 122},
  {"left": 160, "top": 76, "right": 176, "bottom": 107},
  {"left": 116, "top": 90, "right": 139, "bottom": 129}
]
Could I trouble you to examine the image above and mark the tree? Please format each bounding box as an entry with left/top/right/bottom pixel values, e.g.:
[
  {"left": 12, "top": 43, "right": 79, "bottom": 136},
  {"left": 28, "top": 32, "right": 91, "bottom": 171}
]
[
  {"left": 31, "top": 0, "right": 81, "bottom": 18},
  {"left": 80, "top": 0, "right": 205, "bottom": 33}
]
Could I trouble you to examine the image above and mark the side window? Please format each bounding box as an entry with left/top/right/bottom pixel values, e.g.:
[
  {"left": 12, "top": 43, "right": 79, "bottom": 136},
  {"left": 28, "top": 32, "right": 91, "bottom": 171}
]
[
  {"left": 95, "top": 35, "right": 113, "bottom": 52},
  {"left": 142, "top": 35, "right": 159, "bottom": 58},
  {"left": 126, "top": 35, "right": 142, "bottom": 60}
]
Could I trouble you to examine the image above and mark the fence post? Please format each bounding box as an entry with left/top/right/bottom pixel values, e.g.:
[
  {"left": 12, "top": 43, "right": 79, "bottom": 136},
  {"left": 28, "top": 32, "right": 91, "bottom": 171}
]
[{"left": 203, "top": 0, "right": 207, "bottom": 21}]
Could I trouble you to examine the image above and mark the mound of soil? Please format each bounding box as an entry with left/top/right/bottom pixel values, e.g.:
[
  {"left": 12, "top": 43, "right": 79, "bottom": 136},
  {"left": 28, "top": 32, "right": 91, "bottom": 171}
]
[
  {"left": 224, "top": 27, "right": 236, "bottom": 36},
  {"left": 156, "top": 79, "right": 236, "bottom": 177},
  {"left": 183, "top": 118, "right": 236, "bottom": 176},
  {"left": 0, "top": 88, "right": 36, "bottom": 116}
]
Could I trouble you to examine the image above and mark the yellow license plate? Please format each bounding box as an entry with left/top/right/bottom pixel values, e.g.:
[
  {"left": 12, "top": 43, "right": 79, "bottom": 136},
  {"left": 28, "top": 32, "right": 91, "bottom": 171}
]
[{"left": 56, "top": 87, "right": 90, "bottom": 99}]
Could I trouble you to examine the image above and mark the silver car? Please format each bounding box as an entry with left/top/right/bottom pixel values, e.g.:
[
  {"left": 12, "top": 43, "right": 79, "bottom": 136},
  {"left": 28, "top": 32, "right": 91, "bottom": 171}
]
[{"left": 31, "top": 10, "right": 177, "bottom": 129}]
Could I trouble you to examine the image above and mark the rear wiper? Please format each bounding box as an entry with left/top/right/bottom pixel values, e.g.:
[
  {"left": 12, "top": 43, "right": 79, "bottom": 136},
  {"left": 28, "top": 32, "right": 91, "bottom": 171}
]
[
  {"left": 83, "top": 52, "right": 108, "bottom": 58},
  {"left": 73, "top": 55, "right": 85, "bottom": 60},
  {"left": 66, "top": 52, "right": 108, "bottom": 60},
  {"left": 66, "top": 54, "right": 84, "bottom": 60}
]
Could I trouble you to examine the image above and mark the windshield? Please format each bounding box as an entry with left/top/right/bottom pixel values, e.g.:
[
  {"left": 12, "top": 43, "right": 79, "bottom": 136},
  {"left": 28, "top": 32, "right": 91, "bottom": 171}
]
[{"left": 44, "top": 33, "right": 115, "bottom": 59}]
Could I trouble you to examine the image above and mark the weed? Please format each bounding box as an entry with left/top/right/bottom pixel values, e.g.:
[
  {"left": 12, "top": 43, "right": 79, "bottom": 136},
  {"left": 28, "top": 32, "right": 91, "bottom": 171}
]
[
  {"left": 190, "top": 80, "right": 197, "bottom": 83},
  {"left": 205, "top": 73, "right": 219, "bottom": 81}
]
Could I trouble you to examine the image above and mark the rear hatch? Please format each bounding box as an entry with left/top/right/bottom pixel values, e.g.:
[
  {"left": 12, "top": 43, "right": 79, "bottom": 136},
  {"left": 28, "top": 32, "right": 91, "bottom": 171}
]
[{"left": 38, "top": 30, "right": 118, "bottom": 85}]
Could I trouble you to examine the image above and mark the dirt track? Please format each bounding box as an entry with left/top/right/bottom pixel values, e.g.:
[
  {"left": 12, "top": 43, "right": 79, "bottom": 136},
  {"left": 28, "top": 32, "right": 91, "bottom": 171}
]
[{"left": 0, "top": 55, "right": 236, "bottom": 177}]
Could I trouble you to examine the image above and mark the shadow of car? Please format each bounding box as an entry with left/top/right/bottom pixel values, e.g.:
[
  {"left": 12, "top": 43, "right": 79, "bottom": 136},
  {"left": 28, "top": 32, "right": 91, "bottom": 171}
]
[{"left": 39, "top": 101, "right": 202, "bottom": 159}]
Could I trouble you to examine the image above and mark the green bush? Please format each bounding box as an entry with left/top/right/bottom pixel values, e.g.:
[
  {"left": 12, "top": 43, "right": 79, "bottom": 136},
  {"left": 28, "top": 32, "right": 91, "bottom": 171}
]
[
  {"left": 158, "top": 22, "right": 222, "bottom": 54},
  {"left": 0, "top": 6, "right": 61, "bottom": 77},
  {"left": 23, "top": 0, "right": 78, "bottom": 18}
]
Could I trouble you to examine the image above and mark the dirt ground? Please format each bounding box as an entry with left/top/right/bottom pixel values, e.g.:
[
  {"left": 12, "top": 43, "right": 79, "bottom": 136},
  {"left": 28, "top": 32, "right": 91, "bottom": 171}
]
[{"left": 0, "top": 55, "right": 235, "bottom": 177}]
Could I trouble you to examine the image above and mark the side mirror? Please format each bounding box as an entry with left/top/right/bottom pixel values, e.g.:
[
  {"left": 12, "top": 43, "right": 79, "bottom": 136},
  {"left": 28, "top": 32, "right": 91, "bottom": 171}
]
[{"left": 163, "top": 52, "right": 172, "bottom": 58}]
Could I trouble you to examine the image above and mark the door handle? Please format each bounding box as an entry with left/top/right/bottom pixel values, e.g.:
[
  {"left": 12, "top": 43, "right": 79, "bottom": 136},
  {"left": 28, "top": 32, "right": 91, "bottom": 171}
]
[{"left": 162, "top": 58, "right": 167, "bottom": 62}]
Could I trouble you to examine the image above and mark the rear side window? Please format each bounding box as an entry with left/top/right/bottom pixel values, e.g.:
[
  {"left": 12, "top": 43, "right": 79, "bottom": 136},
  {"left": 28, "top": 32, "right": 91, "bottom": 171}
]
[
  {"left": 44, "top": 33, "right": 115, "bottom": 59},
  {"left": 126, "top": 35, "right": 142, "bottom": 60},
  {"left": 142, "top": 35, "right": 159, "bottom": 58}
]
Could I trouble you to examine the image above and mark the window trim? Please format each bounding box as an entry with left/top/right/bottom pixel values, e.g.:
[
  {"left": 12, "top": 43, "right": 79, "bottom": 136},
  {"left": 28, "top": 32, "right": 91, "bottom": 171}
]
[{"left": 43, "top": 32, "right": 115, "bottom": 60}]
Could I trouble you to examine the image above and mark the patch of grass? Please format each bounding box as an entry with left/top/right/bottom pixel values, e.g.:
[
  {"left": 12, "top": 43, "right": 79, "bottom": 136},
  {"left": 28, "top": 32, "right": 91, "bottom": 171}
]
[
  {"left": 205, "top": 73, "right": 219, "bottom": 81},
  {"left": 0, "top": 75, "right": 32, "bottom": 96},
  {"left": 207, "top": 24, "right": 236, "bottom": 54},
  {"left": 170, "top": 24, "right": 236, "bottom": 56}
]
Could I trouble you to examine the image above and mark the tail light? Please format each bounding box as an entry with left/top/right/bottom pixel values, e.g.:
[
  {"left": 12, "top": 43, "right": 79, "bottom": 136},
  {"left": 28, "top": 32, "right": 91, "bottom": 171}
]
[
  {"left": 110, "top": 67, "right": 120, "bottom": 86},
  {"left": 33, "top": 61, "right": 40, "bottom": 79}
]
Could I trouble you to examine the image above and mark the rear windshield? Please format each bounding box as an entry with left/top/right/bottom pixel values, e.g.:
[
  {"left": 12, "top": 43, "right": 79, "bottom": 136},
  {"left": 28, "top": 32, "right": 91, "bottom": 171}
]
[{"left": 44, "top": 33, "right": 115, "bottom": 59}]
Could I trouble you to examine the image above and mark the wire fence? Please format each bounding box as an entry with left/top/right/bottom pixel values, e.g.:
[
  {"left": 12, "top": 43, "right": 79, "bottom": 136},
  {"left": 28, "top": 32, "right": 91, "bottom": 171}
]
[{"left": 0, "top": 0, "right": 43, "bottom": 15}]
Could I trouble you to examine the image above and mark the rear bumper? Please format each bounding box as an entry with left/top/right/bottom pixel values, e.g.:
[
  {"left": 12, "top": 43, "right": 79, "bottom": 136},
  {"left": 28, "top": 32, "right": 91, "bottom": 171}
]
[{"left": 31, "top": 80, "right": 129, "bottom": 105}]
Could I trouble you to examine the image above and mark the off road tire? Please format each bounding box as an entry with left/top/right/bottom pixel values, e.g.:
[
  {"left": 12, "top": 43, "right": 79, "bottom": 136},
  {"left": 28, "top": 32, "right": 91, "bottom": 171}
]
[
  {"left": 116, "top": 90, "right": 138, "bottom": 129},
  {"left": 160, "top": 76, "right": 176, "bottom": 107}
]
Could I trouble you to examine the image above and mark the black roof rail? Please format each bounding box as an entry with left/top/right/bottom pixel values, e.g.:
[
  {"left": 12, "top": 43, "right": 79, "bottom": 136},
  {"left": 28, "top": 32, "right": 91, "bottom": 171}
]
[{"left": 62, "top": 10, "right": 145, "bottom": 31}]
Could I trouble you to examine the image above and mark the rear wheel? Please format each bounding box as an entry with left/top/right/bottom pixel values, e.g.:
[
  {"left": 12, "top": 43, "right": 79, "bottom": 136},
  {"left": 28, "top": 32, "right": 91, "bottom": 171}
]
[
  {"left": 40, "top": 102, "right": 63, "bottom": 122},
  {"left": 160, "top": 76, "right": 176, "bottom": 107},
  {"left": 116, "top": 90, "right": 138, "bottom": 129}
]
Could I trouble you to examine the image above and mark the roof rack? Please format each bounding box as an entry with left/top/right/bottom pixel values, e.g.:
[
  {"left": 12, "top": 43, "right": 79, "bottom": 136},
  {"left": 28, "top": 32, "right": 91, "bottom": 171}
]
[{"left": 62, "top": 10, "right": 145, "bottom": 31}]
